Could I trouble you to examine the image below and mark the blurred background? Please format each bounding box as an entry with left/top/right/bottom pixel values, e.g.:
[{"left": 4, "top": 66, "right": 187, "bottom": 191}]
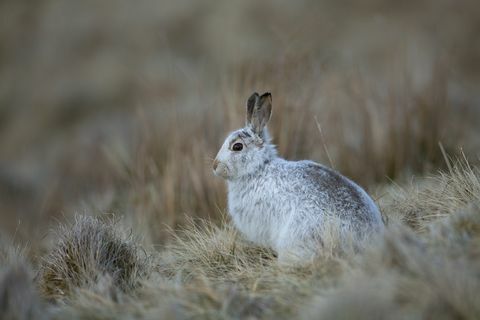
[{"left": 0, "top": 0, "right": 479, "bottom": 247}]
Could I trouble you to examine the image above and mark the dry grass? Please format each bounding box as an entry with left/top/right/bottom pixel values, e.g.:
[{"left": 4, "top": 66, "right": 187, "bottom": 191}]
[
  {"left": 38, "top": 215, "right": 151, "bottom": 301},
  {"left": 23, "top": 158, "right": 478, "bottom": 319},
  {"left": 1, "top": 1, "right": 480, "bottom": 319},
  {"left": 304, "top": 204, "right": 480, "bottom": 320},
  {"left": 0, "top": 144, "right": 469, "bottom": 320},
  {"left": 380, "top": 154, "right": 480, "bottom": 229}
]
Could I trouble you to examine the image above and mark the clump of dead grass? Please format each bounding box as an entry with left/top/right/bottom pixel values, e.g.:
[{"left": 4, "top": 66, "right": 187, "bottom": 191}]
[
  {"left": 381, "top": 155, "right": 480, "bottom": 229},
  {"left": 160, "top": 218, "right": 276, "bottom": 279},
  {"left": 38, "top": 215, "right": 151, "bottom": 301}
]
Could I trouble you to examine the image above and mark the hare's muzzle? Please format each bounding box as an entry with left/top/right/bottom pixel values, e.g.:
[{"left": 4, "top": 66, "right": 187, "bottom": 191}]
[
  {"left": 212, "top": 159, "right": 219, "bottom": 171},
  {"left": 212, "top": 159, "right": 228, "bottom": 178}
]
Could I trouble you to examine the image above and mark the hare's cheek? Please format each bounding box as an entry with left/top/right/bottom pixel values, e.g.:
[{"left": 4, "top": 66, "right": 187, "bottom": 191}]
[{"left": 237, "top": 153, "right": 249, "bottom": 165}]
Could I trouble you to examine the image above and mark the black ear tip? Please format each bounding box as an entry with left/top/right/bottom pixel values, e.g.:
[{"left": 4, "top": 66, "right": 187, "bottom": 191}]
[
  {"left": 260, "top": 92, "right": 272, "bottom": 103},
  {"left": 247, "top": 92, "right": 259, "bottom": 102}
]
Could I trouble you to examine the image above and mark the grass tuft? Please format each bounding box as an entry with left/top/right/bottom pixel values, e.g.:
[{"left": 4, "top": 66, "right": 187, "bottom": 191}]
[
  {"left": 381, "top": 155, "right": 480, "bottom": 229},
  {"left": 38, "top": 215, "right": 151, "bottom": 301}
]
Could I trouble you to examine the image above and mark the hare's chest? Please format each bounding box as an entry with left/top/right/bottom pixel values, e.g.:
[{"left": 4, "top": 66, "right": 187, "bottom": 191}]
[{"left": 227, "top": 182, "right": 283, "bottom": 248}]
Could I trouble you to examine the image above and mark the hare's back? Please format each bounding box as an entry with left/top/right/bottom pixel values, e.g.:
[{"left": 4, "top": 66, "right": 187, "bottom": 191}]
[{"left": 292, "top": 161, "right": 381, "bottom": 225}]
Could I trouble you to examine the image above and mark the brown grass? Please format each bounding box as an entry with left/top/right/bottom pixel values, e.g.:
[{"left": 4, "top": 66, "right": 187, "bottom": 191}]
[
  {"left": 38, "top": 215, "right": 151, "bottom": 301},
  {"left": 1, "top": 1, "right": 480, "bottom": 319},
  {"left": 304, "top": 204, "right": 480, "bottom": 320},
  {"left": 380, "top": 154, "right": 480, "bottom": 229},
  {"left": 28, "top": 157, "right": 480, "bottom": 319}
]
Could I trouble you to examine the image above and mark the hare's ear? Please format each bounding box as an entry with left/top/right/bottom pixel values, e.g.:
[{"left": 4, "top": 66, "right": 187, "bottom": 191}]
[
  {"left": 246, "top": 92, "right": 259, "bottom": 125},
  {"left": 247, "top": 92, "right": 272, "bottom": 135}
]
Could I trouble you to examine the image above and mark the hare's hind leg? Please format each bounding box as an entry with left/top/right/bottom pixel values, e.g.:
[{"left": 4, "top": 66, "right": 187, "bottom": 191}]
[{"left": 276, "top": 225, "right": 320, "bottom": 266}]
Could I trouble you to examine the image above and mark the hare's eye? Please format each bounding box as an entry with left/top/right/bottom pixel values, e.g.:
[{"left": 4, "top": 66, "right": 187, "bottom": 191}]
[{"left": 232, "top": 142, "right": 243, "bottom": 151}]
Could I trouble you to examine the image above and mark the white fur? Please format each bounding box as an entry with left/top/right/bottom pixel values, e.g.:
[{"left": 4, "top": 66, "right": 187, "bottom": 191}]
[{"left": 213, "top": 93, "right": 383, "bottom": 264}]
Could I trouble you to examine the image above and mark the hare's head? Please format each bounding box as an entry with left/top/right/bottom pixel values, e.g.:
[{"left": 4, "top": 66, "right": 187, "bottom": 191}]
[{"left": 213, "top": 92, "right": 276, "bottom": 180}]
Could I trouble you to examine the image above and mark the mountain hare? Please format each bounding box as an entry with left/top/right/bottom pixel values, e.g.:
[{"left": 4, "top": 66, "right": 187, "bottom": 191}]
[{"left": 213, "top": 92, "right": 383, "bottom": 264}]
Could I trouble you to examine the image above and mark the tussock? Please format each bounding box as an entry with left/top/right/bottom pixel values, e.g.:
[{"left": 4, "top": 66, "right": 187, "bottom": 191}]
[
  {"left": 161, "top": 219, "right": 276, "bottom": 279},
  {"left": 382, "top": 156, "right": 480, "bottom": 229},
  {"left": 38, "top": 215, "right": 151, "bottom": 301}
]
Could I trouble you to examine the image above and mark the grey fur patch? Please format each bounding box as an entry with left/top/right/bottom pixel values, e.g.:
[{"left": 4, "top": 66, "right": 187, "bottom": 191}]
[{"left": 301, "top": 163, "right": 372, "bottom": 224}]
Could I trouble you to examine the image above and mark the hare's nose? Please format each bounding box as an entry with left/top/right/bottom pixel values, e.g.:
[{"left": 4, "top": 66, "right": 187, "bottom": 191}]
[{"left": 213, "top": 159, "right": 219, "bottom": 171}]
